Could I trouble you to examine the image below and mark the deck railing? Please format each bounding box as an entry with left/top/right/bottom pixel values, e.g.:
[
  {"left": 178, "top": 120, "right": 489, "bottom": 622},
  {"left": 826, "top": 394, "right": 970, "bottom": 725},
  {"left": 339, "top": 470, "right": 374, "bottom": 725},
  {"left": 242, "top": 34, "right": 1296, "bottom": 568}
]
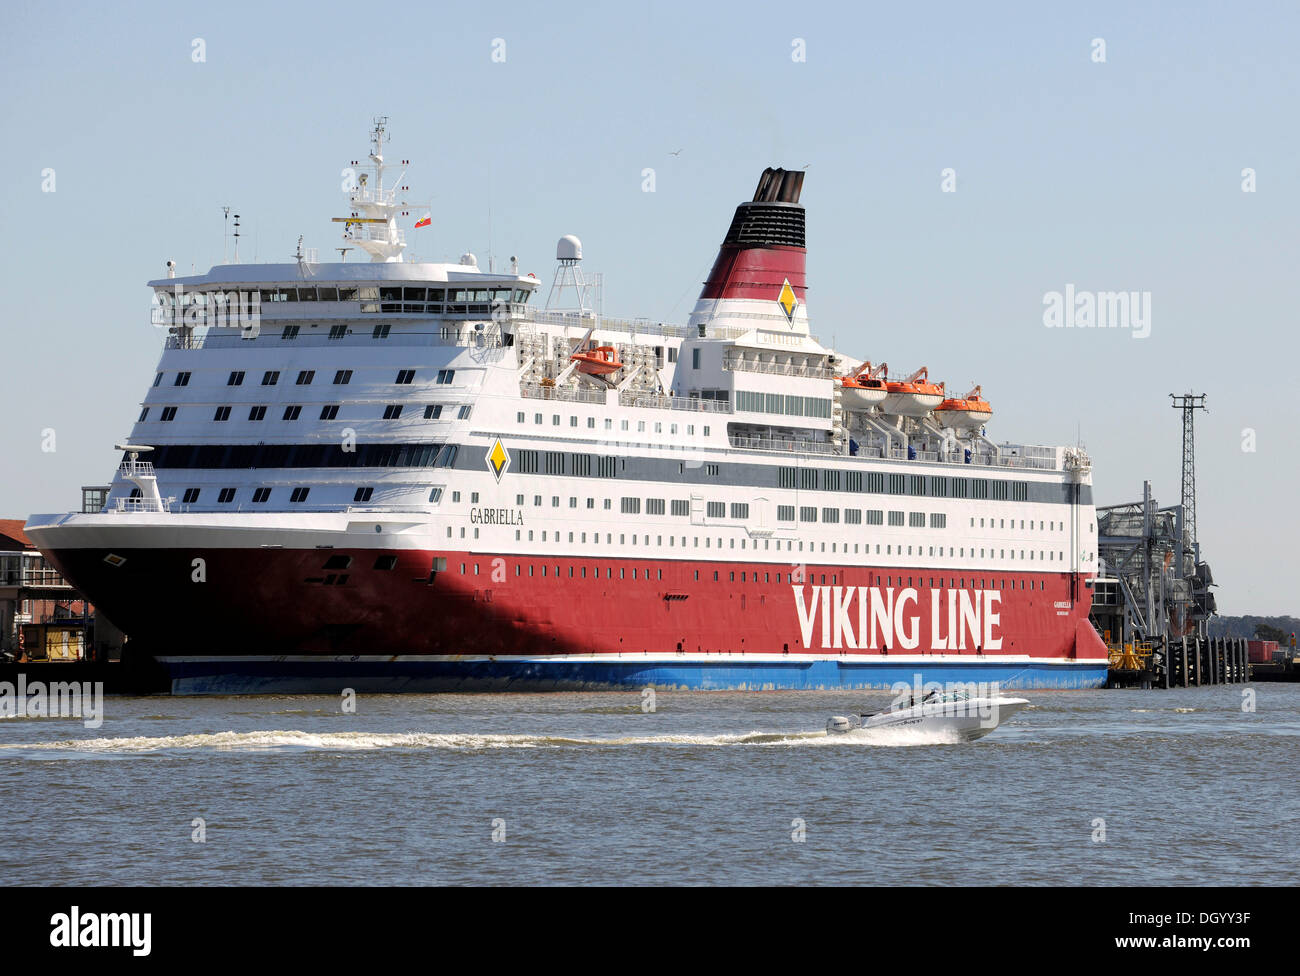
[
  {"left": 520, "top": 383, "right": 608, "bottom": 405},
  {"left": 118, "top": 460, "right": 156, "bottom": 479},
  {"left": 112, "top": 496, "right": 171, "bottom": 514},
  {"left": 727, "top": 435, "right": 1064, "bottom": 470},
  {"left": 722, "top": 358, "right": 836, "bottom": 380},
  {"left": 620, "top": 393, "right": 733, "bottom": 413}
]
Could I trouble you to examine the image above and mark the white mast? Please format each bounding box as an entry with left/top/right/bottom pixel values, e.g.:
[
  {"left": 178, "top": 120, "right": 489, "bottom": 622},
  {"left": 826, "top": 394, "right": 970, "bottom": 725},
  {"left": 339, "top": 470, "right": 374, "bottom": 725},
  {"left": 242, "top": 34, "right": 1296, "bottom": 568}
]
[{"left": 334, "top": 117, "right": 410, "bottom": 262}]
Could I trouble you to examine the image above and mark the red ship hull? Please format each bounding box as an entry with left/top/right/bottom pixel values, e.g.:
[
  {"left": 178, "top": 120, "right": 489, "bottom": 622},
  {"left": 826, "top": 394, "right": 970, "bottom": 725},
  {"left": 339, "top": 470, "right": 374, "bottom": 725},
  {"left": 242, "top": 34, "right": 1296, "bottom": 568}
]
[{"left": 40, "top": 543, "right": 1109, "bottom": 692}]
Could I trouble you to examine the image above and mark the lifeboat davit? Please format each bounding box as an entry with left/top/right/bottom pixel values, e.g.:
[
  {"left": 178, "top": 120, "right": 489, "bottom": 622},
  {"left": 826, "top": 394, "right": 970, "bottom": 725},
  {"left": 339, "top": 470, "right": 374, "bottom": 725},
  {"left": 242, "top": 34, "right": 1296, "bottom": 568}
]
[
  {"left": 934, "top": 385, "right": 993, "bottom": 429},
  {"left": 570, "top": 345, "right": 623, "bottom": 376},
  {"left": 838, "top": 361, "right": 888, "bottom": 410},
  {"left": 881, "top": 367, "right": 945, "bottom": 417}
]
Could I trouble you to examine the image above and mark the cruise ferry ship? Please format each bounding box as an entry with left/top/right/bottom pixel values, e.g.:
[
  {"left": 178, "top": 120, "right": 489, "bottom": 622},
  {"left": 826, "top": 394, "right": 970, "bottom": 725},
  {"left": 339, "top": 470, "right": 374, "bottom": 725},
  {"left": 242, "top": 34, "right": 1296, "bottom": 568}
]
[{"left": 26, "top": 120, "right": 1109, "bottom": 693}]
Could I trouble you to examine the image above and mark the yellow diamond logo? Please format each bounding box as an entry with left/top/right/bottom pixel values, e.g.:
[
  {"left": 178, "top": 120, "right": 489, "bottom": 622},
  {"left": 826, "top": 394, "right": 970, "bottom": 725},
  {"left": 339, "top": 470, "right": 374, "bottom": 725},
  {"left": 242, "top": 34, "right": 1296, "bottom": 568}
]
[
  {"left": 778, "top": 278, "right": 798, "bottom": 325},
  {"left": 486, "top": 438, "right": 510, "bottom": 482}
]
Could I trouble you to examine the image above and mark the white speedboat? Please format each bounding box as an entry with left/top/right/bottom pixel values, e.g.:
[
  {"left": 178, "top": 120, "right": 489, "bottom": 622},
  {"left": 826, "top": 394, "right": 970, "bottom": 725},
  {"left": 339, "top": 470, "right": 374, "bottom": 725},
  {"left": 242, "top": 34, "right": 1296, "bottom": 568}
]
[{"left": 826, "top": 690, "right": 1028, "bottom": 741}]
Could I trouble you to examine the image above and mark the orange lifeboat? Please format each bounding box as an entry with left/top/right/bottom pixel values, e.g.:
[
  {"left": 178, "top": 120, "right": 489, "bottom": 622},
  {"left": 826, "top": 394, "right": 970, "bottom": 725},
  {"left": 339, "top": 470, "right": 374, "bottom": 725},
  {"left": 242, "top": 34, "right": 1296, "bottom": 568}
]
[
  {"left": 934, "top": 385, "right": 993, "bottom": 429},
  {"left": 881, "top": 367, "right": 945, "bottom": 417},
  {"left": 570, "top": 345, "right": 623, "bottom": 376},
  {"left": 839, "top": 361, "right": 888, "bottom": 410}
]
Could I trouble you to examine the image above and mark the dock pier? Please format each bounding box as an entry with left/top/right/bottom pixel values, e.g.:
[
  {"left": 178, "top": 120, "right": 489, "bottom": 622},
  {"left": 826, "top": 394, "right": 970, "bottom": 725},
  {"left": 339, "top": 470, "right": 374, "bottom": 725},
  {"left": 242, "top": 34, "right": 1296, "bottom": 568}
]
[{"left": 1106, "top": 635, "right": 1251, "bottom": 689}]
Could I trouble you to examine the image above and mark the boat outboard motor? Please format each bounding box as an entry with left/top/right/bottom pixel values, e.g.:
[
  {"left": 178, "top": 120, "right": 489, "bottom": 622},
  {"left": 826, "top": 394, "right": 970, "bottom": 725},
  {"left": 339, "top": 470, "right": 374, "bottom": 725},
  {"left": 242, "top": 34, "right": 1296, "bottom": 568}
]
[{"left": 826, "top": 715, "right": 856, "bottom": 734}]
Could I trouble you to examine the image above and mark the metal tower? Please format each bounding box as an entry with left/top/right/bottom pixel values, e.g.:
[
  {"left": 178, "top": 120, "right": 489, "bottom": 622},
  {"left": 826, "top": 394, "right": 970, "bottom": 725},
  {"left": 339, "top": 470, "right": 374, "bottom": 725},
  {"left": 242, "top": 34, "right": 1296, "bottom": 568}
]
[{"left": 1170, "top": 393, "right": 1207, "bottom": 560}]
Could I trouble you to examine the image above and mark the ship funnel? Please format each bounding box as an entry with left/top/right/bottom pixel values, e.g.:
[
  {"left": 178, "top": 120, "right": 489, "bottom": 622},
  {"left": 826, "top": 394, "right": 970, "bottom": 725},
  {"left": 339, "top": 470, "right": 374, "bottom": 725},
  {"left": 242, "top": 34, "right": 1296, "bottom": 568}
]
[
  {"left": 752, "top": 167, "right": 804, "bottom": 204},
  {"left": 691, "top": 167, "right": 808, "bottom": 336}
]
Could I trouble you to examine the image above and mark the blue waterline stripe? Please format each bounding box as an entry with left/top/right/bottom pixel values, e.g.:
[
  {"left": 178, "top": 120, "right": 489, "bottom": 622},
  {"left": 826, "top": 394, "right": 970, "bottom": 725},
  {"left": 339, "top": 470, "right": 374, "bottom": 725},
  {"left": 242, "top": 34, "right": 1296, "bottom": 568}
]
[{"left": 159, "top": 657, "right": 1108, "bottom": 694}]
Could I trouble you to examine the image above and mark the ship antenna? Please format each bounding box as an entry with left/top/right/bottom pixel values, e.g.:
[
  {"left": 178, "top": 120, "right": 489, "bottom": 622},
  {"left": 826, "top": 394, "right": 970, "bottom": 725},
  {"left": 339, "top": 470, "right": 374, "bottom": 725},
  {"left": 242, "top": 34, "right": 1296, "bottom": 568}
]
[
  {"left": 222, "top": 206, "right": 230, "bottom": 264},
  {"left": 232, "top": 212, "right": 241, "bottom": 263},
  {"left": 371, "top": 116, "right": 388, "bottom": 196},
  {"left": 294, "top": 235, "right": 316, "bottom": 277}
]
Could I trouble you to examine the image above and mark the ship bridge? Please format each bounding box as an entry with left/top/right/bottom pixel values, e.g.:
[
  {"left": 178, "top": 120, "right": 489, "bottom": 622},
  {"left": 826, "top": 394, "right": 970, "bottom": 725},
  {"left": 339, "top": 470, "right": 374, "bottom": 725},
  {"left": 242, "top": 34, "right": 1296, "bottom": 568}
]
[{"left": 149, "top": 260, "right": 542, "bottom": 340}]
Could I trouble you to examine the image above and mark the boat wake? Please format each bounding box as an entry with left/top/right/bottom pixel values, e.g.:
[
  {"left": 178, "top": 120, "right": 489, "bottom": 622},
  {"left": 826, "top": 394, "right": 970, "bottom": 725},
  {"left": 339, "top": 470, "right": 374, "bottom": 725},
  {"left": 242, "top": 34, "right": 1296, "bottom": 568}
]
[{"left": 4, "top": 725, "right": 963, "bottom": 755}]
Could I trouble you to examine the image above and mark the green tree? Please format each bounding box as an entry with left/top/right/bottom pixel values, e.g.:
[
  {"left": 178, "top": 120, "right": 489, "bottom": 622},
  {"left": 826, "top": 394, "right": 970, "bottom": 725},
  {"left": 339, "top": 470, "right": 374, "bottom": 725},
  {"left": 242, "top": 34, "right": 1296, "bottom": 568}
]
[{"left": 1254, "top": 622, "right": 1286, "bottom": 642}]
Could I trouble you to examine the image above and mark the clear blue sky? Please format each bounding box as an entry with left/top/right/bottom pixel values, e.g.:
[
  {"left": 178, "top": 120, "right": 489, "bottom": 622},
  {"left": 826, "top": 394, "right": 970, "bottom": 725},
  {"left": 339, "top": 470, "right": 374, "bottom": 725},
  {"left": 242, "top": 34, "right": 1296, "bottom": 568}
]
[{"left": 2, "top": 0, "right": 1297, "bottom": 614}]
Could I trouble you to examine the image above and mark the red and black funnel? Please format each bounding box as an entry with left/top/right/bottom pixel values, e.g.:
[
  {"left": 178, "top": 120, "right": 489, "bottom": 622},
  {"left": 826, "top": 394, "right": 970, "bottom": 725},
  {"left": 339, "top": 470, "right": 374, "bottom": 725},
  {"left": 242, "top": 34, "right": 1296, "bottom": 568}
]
[{"left": 699, "top": 167, "right": 807, "bottom": 305}]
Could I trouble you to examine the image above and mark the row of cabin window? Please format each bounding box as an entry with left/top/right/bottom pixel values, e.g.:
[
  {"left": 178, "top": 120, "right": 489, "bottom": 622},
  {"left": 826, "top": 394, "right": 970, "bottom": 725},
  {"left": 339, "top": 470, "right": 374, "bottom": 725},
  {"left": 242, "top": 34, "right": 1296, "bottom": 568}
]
[
  {"left": 734, "top": 390, "right": 834, "bottom": 419},
  {"left": 503, "top": 495, "right": 705, "bottom": 516},
  {"left": 772, "top": 506, "right": 946, "bottom": 528},
  {"left": 971, "top": 517, "right": 1065, "bottom": 532},
  {"left": 156, "top": 368, "right": 455, "bottom": 388},
  {"left": 776, "top": 467, "right": 1030, "bottom": 503},
  {"left": 489, "top": 496, "right": 983, "bottom": 534},
  {"left": 515, "top": 411, "right": 710, "bottom": 438},
  {"left": 454, "top": 561, "right": 1052, "bottom": 593},
  {"left": 497, "top": 526, "right": 1068, "bottom": 564},
  {"left": 140, "top": 403, "right": 471, "bottom": 423},
  {"left": 172, "top": 485, "right": 442, "bottom": 506},
  {"left": 171, "top": 486, "right": 305, "bottom": 504}
]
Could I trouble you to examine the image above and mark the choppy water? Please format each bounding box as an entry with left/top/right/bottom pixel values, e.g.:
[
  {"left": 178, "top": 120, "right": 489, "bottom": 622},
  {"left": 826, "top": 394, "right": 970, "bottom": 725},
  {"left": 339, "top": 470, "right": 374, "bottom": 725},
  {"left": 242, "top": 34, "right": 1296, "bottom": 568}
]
[{"left": 1, "top": 685, "right": 1296, "bottom": 885}]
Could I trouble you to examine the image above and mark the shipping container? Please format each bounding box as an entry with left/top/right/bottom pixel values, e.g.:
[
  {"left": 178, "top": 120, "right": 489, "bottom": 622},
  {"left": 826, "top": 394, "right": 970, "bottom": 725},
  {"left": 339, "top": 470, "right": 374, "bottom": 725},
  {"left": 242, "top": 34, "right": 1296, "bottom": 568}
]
[{"left": 1246, "top": 639, "right": 1281, "bottom": 664}]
